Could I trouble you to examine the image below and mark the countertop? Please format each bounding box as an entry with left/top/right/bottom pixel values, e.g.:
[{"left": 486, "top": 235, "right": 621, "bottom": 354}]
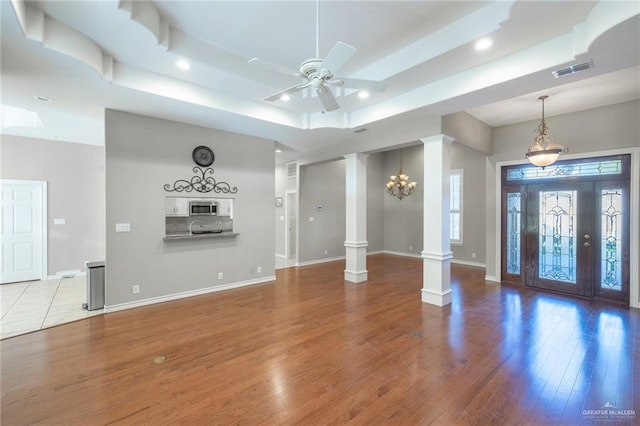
[{"left": 163, "top": 231, "right": 239, "bottom": 241}]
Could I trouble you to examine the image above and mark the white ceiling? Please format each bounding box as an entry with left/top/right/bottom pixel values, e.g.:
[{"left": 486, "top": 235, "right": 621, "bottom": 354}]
[{"left": 1, "top": 0, "right": 639, "bottom": 162}]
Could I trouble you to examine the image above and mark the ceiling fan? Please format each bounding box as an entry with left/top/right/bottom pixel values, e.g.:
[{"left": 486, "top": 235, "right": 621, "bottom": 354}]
[{"left": 248, "top": 0, "right": 388, "bottom": 112}]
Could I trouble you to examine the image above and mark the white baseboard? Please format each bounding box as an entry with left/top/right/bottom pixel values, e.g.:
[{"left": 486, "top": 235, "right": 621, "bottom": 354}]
[
  {"left": 48, "top": 270, "right": 85, "bottom": 280},
  {"left": 450, "top": 259, "right": 486, "bottom": 268},
  {"left": 293, "top": 251, "right": 384, "bottom": 267},
  {"left": 383, "top": 250, "right": 422, "bottom": 259},
  {"left": 485, "top": 275, "right": 500, "bottom": 283},
  {"left": 105, "top": 275, "right": 276, "bottom": 313},
  {"left": 279, "top": 251, "right": 489, "bottom": 271},
  {"left": 296, "top": 256, "right": 345, "bottom": 267},
  {"left": 380, "top": 251, "right": 487, "bottom": 268}
]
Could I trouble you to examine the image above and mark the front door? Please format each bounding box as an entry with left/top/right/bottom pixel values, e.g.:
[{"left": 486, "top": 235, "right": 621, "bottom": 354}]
[
  {"left": 502, "top": 155, "right": 630, "bottom": 304},
  {"left": 525, "top": 182, "right": 593, "bottom": 297}
]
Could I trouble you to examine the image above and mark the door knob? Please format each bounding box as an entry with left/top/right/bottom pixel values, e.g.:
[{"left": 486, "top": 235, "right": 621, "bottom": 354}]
[
  {"left": 584, "top": 241, "right": 591, "bottom": 247},
  {"left": 584, "top": 234, "right": 591, "bottom": 239}
]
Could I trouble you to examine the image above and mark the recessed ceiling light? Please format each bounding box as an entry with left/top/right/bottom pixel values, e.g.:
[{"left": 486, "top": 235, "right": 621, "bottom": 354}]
[
  {"left": 275, "top": 149, "right": 282, "bottom": 153},
  {"left": 280, "top": 94, "right": 290, "bottom": 101},
  {"left": 358, "top": 91, "right": 369, "bottom": 99},
  {"left": 475, "top": 38, "right": 492, "bottom": 51},
  {"left": 176, "top": 60, "right": 191, "bottom": 70},
  {"left": 34, "top": 95, "right": 54, "bottom": 102}
]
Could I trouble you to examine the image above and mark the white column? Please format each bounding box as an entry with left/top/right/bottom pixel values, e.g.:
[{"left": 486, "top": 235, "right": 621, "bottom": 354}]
[
  {"left": 420, "top": 135, "right": 454, "bottom": 306},
  {"left": 344, "top": 153, "right": 369, "bottom": 283}
]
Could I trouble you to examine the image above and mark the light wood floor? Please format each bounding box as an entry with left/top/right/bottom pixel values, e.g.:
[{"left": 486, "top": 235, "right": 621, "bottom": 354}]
[{"left": 1, "top": 255, "right": 638, "bottom": 425}]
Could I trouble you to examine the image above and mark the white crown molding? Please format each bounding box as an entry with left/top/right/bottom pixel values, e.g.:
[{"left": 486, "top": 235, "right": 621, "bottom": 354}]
[{"left": 9, "top": 0, "right": 638, "bottom": 133}]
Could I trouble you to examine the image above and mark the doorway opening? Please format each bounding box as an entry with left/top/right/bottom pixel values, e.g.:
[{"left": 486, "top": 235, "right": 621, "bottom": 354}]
[
  {"left": 501, "top": 155, "right": 631, "bottom": 304},
  {"left": 285, "top": 190, "right": 298, "bottom": 263}
]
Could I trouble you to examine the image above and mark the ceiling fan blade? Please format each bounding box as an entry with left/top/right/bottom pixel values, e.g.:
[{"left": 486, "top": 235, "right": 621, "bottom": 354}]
[
  {"left": 317, "top": 86, "right": 339, "bottom": 112},
  {"left": 264, "top": 83, "right": 309, "bottom": 102},
  {"left": 321, "top": 41, "right": 357, "bottom": 74},
  {"left": 248, "top": 57, "right": 299, "bottom": 78},
  {"left": 337, "top": 77, "right": 388, "bottom": 92}
]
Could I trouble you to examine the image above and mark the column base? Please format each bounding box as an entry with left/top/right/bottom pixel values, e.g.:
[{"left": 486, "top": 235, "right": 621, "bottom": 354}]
[
  {"left": 344, "top": 270, "right": 368, "bottom": 283},
  {"left": 421, "top": 288, "right": 452, "bottom": 306},
  {"left": 344, "top": 240, "right": 368, "bottom": 283}
]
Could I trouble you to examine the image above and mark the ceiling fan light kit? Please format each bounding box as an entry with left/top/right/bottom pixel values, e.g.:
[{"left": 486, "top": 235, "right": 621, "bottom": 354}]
[{"left": 249, "top": 0, "right": 387, "bottom": 112}]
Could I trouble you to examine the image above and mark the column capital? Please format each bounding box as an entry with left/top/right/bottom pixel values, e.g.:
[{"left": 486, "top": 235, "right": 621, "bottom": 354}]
[
  {"left": 419, "top": 134, "right": 455, "bottom": 145},
  {"left": 343, "top": 152, "right": 370, "bottom": 160}
]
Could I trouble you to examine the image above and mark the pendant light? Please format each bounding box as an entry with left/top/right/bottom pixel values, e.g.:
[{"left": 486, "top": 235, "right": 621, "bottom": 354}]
[{"left": 525, "top": 95, "right": 568, "bottom": 168}]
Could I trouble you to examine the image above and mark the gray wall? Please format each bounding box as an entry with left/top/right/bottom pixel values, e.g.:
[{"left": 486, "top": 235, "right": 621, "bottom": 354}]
[
  {"left": 450, "top": 142, "right": 486, "bottom": 264},
  {"left": 105, "top": 110, "right": 274, "bottom": 307},
  {"left": 366, "top": 153, "right": 385, "bottom": 253},
  {"left": 0, "top": 135, "right": 105, "bottom": 275},
  {"left": 486, "top": 100, "right": 640, "bottom": 284},
  {"left": 442, "top": 111, "right": 493, "bottom": 155},
  {"left": 293, "top": 152, "right": 384, "bottom": 263},
  {"left": 383, "top": 145, "right": 424, "bottom": 256},
  {"left": 380, "top": 143, "right": 486, "bottom": 263},
  {"left": 298, "top": 159, "right": 346, "bottom": 262}
]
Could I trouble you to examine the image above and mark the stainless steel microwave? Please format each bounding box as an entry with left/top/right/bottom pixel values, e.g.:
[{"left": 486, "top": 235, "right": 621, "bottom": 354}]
[{"left": 189, "top": 200, "right": 217, "bottom": 216}]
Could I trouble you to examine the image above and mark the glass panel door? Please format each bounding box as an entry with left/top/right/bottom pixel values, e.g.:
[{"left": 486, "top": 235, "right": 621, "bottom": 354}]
[
  {"left": 525, "top": 182, "right": 593, "bottom": 296},
  {"left": 538, "top": 189, "right": 577, "bottom": 284}
]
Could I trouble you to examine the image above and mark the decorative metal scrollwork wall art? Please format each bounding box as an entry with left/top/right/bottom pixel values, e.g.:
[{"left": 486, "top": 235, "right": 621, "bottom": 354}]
[{"left": 164, "top": 166, "right": 238, "bottom": 194}]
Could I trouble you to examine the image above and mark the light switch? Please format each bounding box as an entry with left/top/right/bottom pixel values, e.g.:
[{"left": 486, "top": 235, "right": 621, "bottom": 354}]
[
  {"left": 280, "top": 216, "right": 284, "bottom": 221},
  {"left": 53, "top": 218, "right": 65, "bottom": 225},
  {"left": 309, "top": 217, "right": 314, "bottom": 222},
  {"left": 115, "top": 223, "right": 131, "bottom": 232}
]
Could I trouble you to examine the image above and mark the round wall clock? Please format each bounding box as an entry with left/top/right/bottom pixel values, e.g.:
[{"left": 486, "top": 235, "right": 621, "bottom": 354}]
[{"left": 192, "top": 146, "right": 215, "bottom": 167}]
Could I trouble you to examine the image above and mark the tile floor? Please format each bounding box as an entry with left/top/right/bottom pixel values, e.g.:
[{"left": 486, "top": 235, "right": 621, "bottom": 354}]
[{"left": 0, "top": 276, "right": 103, "bottom": 340}]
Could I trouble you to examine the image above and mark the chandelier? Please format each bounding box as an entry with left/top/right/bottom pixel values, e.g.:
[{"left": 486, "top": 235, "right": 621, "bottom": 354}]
[
  {"left": 386, "top": 160, "right": 416, "bottom": 200},
  {"left": 525, "top": 95, "right": 568, "bottom": 168}
]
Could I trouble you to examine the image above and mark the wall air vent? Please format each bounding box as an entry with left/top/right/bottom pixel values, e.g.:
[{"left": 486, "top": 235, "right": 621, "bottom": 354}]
[
  {"left": 286, "top": 162, "right": 297, "bottom": 179},
  {"left": 353, "top": 128, "right": 367, "bottom": 133},
  {"left": 552, "top": 60, "right": 593, "bottom": 78}
]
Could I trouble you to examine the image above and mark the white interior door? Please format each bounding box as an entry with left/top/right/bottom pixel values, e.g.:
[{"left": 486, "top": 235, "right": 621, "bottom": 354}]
[{"left": 0, "top": 180, "right": 47, "bottom": 284}]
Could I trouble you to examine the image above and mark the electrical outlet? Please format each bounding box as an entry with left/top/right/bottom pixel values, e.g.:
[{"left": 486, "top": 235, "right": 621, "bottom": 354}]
[
  {"left": 409, "top": 245, "right": 413, "bottom": 251},
  {"left": 115, "top": 223, "right": 131, "bottom": 233},
  {"left": 472, "top": 253, "right": 477, "bottom": 259},
  {"left": 257, "top": 266, "right": 262, "bottom": 273},
  {"left": 324, "top": 249, "right": 328, "bottom": 255},
  {"left": 218, "top": 272, "right": 223, "bottom": 280},
  {"left": 132, "top": 285, "right": 140, "bottom": 294}
]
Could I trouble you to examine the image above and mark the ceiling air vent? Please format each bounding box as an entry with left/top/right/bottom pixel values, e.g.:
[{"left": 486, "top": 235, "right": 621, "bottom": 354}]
[
  {"left": 286, "top": 162, "right": 297, "bottom": 179},
  {"left": 552, "top": 60, "right": 593, "bottom": 78},
  {"left": 353, "top": 128, "right": 367, "bottom": 133}
]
